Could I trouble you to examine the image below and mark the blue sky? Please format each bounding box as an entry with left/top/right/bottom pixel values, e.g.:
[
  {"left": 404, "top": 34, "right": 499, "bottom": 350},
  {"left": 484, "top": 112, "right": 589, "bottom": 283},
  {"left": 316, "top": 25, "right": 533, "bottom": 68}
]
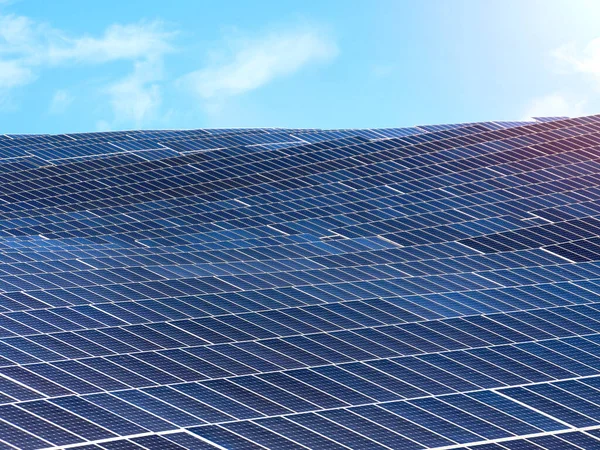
[{"left": 0, "top": 0, "right": 598, "bottom": 133}]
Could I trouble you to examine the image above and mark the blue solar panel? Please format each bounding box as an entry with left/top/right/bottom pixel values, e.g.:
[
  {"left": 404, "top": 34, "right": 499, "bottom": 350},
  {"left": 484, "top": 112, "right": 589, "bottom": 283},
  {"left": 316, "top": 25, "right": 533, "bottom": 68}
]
[{"left": 2, "top": 116, "right": 600, "bottom": 448}]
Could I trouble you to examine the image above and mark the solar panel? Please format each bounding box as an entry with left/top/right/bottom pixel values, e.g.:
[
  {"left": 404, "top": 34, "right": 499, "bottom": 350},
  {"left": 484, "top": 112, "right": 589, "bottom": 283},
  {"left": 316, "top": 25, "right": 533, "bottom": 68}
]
[{"left": 2, "top": 116, "right": 600, "bottom": 448}]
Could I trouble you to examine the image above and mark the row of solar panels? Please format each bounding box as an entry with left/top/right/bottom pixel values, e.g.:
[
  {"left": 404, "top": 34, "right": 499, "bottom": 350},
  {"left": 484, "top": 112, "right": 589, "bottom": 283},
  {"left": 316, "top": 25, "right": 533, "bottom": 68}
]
[
  {"left": 0, "top": 120, "right": 596, "bottom": 256},
  {"left": 4, "top": 376, "right": 600, "bottom": 449},
  {"left": 4, "top": 301, "right": 600, "bottom": 394},
  {"left": 1, "top": 115, "right": 600, "bottom": 449}
]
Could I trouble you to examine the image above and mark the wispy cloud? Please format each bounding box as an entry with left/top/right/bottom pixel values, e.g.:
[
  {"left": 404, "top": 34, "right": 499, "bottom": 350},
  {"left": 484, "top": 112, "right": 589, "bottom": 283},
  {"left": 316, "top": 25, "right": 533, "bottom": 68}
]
[
  {"left": 104, "top": 59, "right": 163, "bottom": 127},
  {"left": 522, "top": 92, "right": 586, "bottom": 121},
  {"left": 521, "top": 37, "right": 600, "bottom": 120},
  {"left": 179, "top": 24, "right": 338, "bottom": 101},
  {"left": 0, "top": 14, "right": 174, "bottom": 65},
  {"left": 0, "top": 11, "right": 338, "bottom": 128},
  {"left": 48, "top": 89, "right": 73, "bottom": 114},
  {"left": 44, "top": 21, "right": 175, "bottom": 65},
  {"left": 92, "top": 23, "right": 174, "bottom": 128},
  {"left": 0, "top": 59, "right": 34, "bottom": 89},
  {"left": 553, "top": 38, "right": 600, "bottom": 83},
  {"left": 0, "top": 15, "right": 38, "bottom": 92},
  {"left": 0, "top": 13, "right": 175, "bottom": 123}
]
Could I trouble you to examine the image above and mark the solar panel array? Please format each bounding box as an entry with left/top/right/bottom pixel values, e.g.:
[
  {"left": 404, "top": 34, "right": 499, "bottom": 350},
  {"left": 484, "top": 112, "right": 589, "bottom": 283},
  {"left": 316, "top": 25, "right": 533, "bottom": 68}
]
[{"left": 1, "top": 115, "right": 600, "bottom": 449}]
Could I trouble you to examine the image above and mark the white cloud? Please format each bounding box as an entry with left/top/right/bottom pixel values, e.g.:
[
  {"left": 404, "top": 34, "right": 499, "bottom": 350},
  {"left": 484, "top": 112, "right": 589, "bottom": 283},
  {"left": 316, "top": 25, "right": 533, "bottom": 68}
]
[
  {"left": 522, "top": 93, "right": 586, "bottom": 121},
  {"left": 95, "top": 119, "right": 111, "bottom": 131},
  {"left": 0, "top": 14, "right": 38, "bottom": 53},
  {"left": 0, "top": 15, "right": 37, "bottom": 92},
  {"left": 0, "top": 59, "right": 34, "bottom": 89},
  {"left": 0, "top": 13, "right": 175, "bottom": 123},
  {"left": 105, "top": 59, "right": 162, "bottom": 126},
  {"left": 49, "top": 89, "right": 73, "bottom": 114},
  {"left": 179, "top": 25, "right": 337, "bottom": 100},
  {"left": 0, "top": 12, "right": 175, "bottom": 125},
  {"left": 0, "top": 14, "right": 174, "bottom": 65},
  {"left": 44, "top": 21, "right": 174, "bottom": 65},
  {"left": 520, "top": 37, "right": 600, "bottom": 120},
  {"left": 553, "top": 39, "right": 600, "bottom": 82}
]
